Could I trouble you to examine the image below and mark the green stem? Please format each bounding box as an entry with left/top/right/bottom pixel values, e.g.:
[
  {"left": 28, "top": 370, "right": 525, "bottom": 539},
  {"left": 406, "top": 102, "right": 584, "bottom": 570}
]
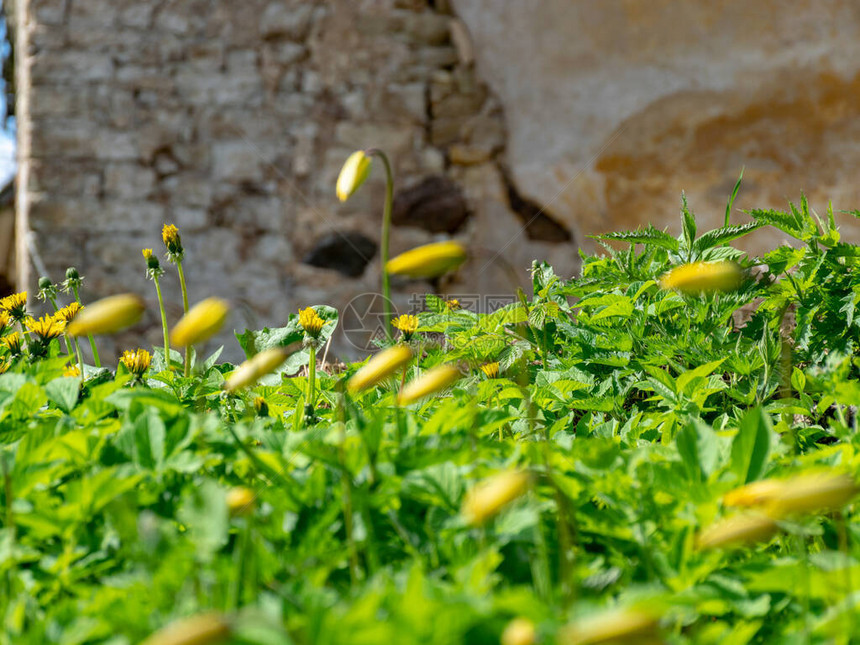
[
  {"left": 153, "top": 275, "right": 171, "bottom": 369},
  {"left": 184, "top": 345, "right": 192, "bottom": 378},
  {"left": 72, "top": 285, "right": 100, "bottom": 367},
  {"left": 368, "top": 149, "right": 394, "bottom": 341},
  {"left": 308, "top": 345, "right": 316, "bottom": 411},
  {"left": 176, "top": 260, "right": 191, "bottom": 375},
  {"left": 72, "top": 337, "right": 84, "bottom": 377}
]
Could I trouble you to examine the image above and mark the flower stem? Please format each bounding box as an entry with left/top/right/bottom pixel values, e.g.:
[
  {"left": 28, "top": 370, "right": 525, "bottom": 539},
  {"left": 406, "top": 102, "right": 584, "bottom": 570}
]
[
  {"left": 71, "top": 285, "right": 100, "bottom": 367},
  {"left": 307, "top": 345, "right": 317, "bottom": 412},
  {"left": 152, "top": 275, "right": 171, "bottom": 369},
  {"left": 176, "top": 260, "right": 191, "bottom": 375},
  {"left": 368, "top": 149, "right": 394, "bottom": 340}
]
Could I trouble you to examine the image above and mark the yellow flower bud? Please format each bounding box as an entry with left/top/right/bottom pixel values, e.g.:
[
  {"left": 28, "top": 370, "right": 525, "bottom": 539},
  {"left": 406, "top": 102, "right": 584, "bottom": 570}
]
[
  {"left": 224, "top": 347, "right": 291, "bottom": 392},
  {"left": 67, "top": 294, "right": 145, "bottom": 336},
  {"left": 397, "top": 363, "right": 460, "bottom": 405},
  {"left": 121, "top": 348, "right": 152, "bottom": 376},
  {"left": 346, "top": 345, "right": 413, "bottom": 395},
  {"left": 461, "top": 470, "right": 530, "bottom": 526},
  {"left": 696, "top": 513, "right": 778, "bottom": 550},
  {"left": 767, "top": 472, "right": 859, "bottom": 517},
  {"left": 658, "top": 261, "right": 743, "bottom": 295},
  {"left": 386, "top": 241, "right": 468, "bottom": 279},
  {"left": 162, "top": 223, "right": 184, "bottom": 257},
  {"left": 298, "top": 306, "right": 327, "bottom": 337},
  {"left": 171, "top": 298, "right": 230, "bottom": 347},
  {"left": 722, "top": 479, "right": 788, "bottom": 508},
  {"left": 391, "top": 314, "right": 419, "bottom": 339},
  {"left": 480, "top": 362, "right": 500, "bottom": 378},
  {"left": 336, "top": 150, "right": 373, "bottom": 202},
  {"left": 560, "top": 608, "right": 659, "bottom": 645},
  {"left": 139, "top": 612, "right": 231, "bottom": 645},
  {"left": 502, "top": 618, "right": 536, "bottom": 645},
  {"left": 226, "top": 487, "right": 255, "bottom": 516}
]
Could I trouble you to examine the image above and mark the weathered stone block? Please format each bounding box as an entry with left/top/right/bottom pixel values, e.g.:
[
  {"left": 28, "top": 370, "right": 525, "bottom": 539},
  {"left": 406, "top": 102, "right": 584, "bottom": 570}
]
[{"left": 104, "top": 164, "right": 156, "bottom": 201}]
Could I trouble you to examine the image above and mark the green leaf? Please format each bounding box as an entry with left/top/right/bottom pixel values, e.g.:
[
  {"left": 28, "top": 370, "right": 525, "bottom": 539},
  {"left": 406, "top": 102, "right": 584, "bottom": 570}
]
[
  {"left": 45, "top": 377, "right": 80, "bottom": 414},
  {"left": 730, "top": 407, "right": 772, "bottom": 484},
  {"left": 676, "top": 419, "right": 718, "bottom": 482},
  {"left": 592, "top": 225, "right": 679, "bottom": 252},
  {"left": 724, "top": 167, "right": 744, "bottom": 227},
  {"left": 692, "top": 222, "right": 762, "bottom": 254}
]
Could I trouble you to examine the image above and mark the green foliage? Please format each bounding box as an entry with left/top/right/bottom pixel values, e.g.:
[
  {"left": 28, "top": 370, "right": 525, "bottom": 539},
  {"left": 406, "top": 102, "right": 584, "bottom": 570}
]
[{"left": 4, "top": 194, "right": 860, "bottom": 643}]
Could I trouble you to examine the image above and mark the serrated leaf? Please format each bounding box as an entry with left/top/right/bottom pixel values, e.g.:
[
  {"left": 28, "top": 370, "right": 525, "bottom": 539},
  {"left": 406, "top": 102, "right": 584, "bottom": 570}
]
[{"left": 592, "top": 225, "right": 679, "bottom": 252}]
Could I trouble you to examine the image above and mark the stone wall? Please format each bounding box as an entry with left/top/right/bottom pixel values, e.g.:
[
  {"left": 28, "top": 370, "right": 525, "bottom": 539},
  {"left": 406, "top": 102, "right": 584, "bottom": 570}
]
[
  {"left": 12, "top": 0, "right": 576, "bottom": 360},
  {"left": 13, "top": 0, "right": 860, "bottom": 361}
]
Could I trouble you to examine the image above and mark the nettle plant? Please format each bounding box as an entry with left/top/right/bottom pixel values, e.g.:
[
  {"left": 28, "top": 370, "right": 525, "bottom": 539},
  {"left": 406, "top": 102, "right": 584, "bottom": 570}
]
[{"left": 0, "top": 156, "right": 860, "bottom": 645}]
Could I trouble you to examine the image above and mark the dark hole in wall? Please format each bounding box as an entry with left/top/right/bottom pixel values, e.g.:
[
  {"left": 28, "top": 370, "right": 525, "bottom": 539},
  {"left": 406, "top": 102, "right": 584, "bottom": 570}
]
[
  {"left": 500, "top": 167, "right": 572, "bottom": 243},
  {"left": 392, "top": 176, "right": 470, "bottom": 234},
  {"left": 303, "top": 231, "right": 378, "bottom": 278}
]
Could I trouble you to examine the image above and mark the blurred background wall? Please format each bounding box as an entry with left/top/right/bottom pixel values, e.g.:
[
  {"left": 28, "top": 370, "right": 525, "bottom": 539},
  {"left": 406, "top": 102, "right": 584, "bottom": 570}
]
[{"left": 7, "top": 0, "right": 860, "bottom": 359}]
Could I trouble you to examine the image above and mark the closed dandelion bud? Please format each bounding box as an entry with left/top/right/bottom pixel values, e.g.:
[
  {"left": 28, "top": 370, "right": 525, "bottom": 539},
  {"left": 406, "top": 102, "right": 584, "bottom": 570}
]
[
  {"left": 397, "top": 363, "right": 460, "bottom": 405},
  {"left": 139, "top": 612, "right": 231, "bottom": 645},
  {"left": 696, "top": 513, "right": 778, "bottom": 550},
  {"left": 67, "top": 294, "right": 145, "bottom": 336},
  {"left": 298, "top": 306, "right": 327, "bottom": 338},
  {"left": 347, "top": 344, "right": 413, "bottom": 395},
  {"left": 462, "top": 470, "right": 530, "bottom": 526},
  {"left": 254, "top": 396, "right": 269, "bottom": 417},
  {"left": 65, "top": 267, "right": 80, "bottom": 282},
  {"left": 37, "top": 276, "right": 56, "bottom": 301},
  {"left": 502, "top": 618, "right": 536, "bottom": 645},
  {"left": 658, "top": 261, "right": 743, "bottom": 295},
  {"left": 767, "top": 472, "right": 859, "bottom": 517},
  {"left": 336, "top": 150, "right": 372, "bottom": 202},
  {"left": 391, "top": 314, "right": 419, "bottom": 340},
  {"left": 226, "top": 487, "right": 255, "bottom": 516},
  {"left": 386, "top": 241, "right": 468, "bottom": 279},
  {"left": 162, "top": 223, "right": 184, "bottom": 259},
  {"left": 560, "top": 608, "right": 659, "bottom": 645},
  {"left": 224, "top": 347, "right": 290, "bottom": 392},
  {"left": 142, "top": 248, "right": 162, "bottom": 272},
  {"left": 171, "top": 298, "right": 230, "bottom": 347}
]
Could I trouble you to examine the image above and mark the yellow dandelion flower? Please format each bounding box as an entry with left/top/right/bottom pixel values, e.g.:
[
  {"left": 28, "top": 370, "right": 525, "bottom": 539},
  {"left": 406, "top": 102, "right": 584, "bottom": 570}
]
[
  {"left": 560, "top": 608, "right": 659, "bottom": 645},
  {"left": 63, "top": 364, "right": 80, "bottom": 378},
  {"left": 397, "top": 363, "right": 460, "bottom": 405},
  {"left": 391, "top": 314, "right": 419, "bottom": 339},
  {"left": 298, "top": 307, "right": 327, "bottom": 337},
  {"left": 121, "top": 348, "right": 152, "bottom": 376},
  {"left": 0, "top": 291, "right": 27, "bottom": 321},
  {"left": 462, "top": 470, "right": 530, "bottom": 526},
  {"left": 0, "top": 310, "right": 10, "bottom": 333},
  {"left": 767, "top": 472, "right": 859, "bottom": 517},
  {"left": 696, "top": 513, "right": 779, "bottom": 550},
  {"left": 171, "top": 298, "right": 230, "bottom": 347},
  {"left": 2, "top": 332, "right": 22, "bottom": 355},
  {"left": 67, "top": 294, "right": 145, "bottom": 336},
  {"left": 502, "top": 618, "right": 536, "bottom": 645},
  {"left": 226, "top": 487, "right": 255, "bottom": 517},
  {"left": 161, "top": 223, "right": 184, "bottom": 257},
  {"left": 336, "top": 150, "right": 372, "bottom": 202},
  {"left": 386, "top": 241, "right": 467, "bottom": 279},
  {"left": 142, "top": 247, "right": 160, "bottom": 271},
  {"left": 723, "top": 479, "right": 788, "bottom": 508},
  {"left": 480, "top": 362, "right": 499, "bottom": 378},
  {"left": 224, "top": 347, "right": 291, "bottom": 392},
  {"left": 55, "top": 301, "right": 82, "bottom": 324},
  {"left": 658, "top": 261, "right": 743, "bottom": 295},
  {"left": 445, "top": 298, "right": 461, "bottom": 311},
  {"left": 139, "top": 612, "right": 231, "bottom": 645},
  {"left": 25, "top": 314, "right": 66, "bottom": 341},
  {"left": 0, "top": 359, "right": 10, "bottom": 375},
  {"left": 347, "top": 345, "right": 413, "bottom": 395}
]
